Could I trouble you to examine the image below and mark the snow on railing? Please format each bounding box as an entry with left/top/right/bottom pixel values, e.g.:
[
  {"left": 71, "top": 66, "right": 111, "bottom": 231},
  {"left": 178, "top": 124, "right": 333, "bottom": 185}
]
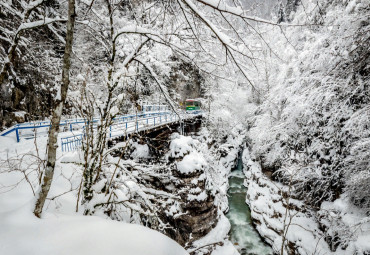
[
  {"left": 0, "top": 111, "right": 171, "bottom": 143},
  {"left": 61, "top": 134, "right": 83, "bottom": 152},
  {"left": 61, "top": 112, "right": 181, "bottom": 152},
  {"left": 1, "top": 110, "right": 201, "bottom": 152}
]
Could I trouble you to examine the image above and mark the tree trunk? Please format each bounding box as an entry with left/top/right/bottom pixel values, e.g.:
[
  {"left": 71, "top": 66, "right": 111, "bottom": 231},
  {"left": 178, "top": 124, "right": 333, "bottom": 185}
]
[{"left": 34, "top": 0, "right": 76, "bottom": 218}]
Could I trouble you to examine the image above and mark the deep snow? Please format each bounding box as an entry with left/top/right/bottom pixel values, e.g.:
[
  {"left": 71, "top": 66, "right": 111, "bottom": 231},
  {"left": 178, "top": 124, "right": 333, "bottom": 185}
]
[
  {"left": 0, "top": 205, "right": 189, "bottom": 255},
  {"left": 0, "top": 136, "right": 189, "bottom": 255}
]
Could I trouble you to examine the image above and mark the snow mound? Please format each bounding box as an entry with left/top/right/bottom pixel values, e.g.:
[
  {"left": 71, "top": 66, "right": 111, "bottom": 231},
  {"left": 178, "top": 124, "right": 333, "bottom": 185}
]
[
  {"left": 169, "top": 133, "right": 195, "bottom": 158},
  {"left": 60, "top": 151, "right": 84, "bottom": 164},
  {"left": 0, "top": 206, "right": 189, "bottom": 255},
  {"left": 177, "top": 151, "right": 206, "bottom": 174},
  {"left": 169, "top": 133, "right": 207, "bottom": 174},
  {"left": 131, "top": 142, "right": 150, "bottom": 159}
]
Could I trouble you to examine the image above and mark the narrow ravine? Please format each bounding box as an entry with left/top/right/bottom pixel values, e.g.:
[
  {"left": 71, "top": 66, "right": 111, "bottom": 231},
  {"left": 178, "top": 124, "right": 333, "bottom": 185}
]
[{"left": 226, "top": 157, "right": 272, "bottom": 255}]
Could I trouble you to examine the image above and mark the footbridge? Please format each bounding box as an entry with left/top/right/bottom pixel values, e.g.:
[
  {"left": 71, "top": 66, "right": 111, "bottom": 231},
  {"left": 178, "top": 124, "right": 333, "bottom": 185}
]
[{"left": 0, "top": 109, "right": 202, "bottom": 152}]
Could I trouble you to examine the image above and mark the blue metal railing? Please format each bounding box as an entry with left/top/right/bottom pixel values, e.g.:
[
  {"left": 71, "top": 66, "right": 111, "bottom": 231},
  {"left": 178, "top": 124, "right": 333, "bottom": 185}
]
[
  {"left": 61, "top": 134, "right": 83, "bottom": 152},
  {"left": 0, "top": 123, "right": 52, "bottom": 143},
  {"left": 108, "top": 113, "right": 178, "bottom": 139},
  {"left": 0, "top": 110, "right": 201, "bottom": 152},
  {"left": 0, "top": 111, "right": 172, "bottom": 143},
  {"left": 61, "top": 112, "right": 179, "bottom": 151}
]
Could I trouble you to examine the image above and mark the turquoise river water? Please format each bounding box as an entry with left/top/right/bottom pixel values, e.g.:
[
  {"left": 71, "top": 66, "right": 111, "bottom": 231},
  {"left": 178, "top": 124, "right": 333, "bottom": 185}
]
[{"left": 226, "top": 157, "right": 273, "bottom": 255}]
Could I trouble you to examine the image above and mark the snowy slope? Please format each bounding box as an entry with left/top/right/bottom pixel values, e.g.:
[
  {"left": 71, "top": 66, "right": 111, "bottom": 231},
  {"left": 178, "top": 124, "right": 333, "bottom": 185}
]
[
  {"left": 0, "top": 205, "right": 189, "bottom": 255},
  {"left": 0, "top": 136, "right": 189, "bottom": 255}
]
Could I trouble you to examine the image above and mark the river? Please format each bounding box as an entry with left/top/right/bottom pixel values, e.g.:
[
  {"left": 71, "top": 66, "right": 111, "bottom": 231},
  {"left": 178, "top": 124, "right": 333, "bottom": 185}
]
[{"left": 226, "top": 157, "right": 273, "bottom": 255}]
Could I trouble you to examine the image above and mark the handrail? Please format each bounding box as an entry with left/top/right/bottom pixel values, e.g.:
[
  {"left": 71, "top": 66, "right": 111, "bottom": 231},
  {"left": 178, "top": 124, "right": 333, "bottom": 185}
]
[
  {"left": 62, "top": 113, "right": 181, "bottom": 151},
  {"left": 0, "top": 111, "right": 175, "bottom": 143},
  {"left": 1, "top": 111, "right": 200, "bottom": 153}
]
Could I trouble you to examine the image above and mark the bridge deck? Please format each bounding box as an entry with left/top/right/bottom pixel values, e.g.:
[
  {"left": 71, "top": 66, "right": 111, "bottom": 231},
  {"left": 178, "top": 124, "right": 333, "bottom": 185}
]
[{"left": 0, "top": 111, "right": 201, "bottom": 152}]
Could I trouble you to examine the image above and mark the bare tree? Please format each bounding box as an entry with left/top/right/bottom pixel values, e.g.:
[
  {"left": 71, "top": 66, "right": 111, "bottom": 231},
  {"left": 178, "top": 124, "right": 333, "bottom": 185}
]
[{"left": 34, "top": 0, "right": 76, "bottom": 218}]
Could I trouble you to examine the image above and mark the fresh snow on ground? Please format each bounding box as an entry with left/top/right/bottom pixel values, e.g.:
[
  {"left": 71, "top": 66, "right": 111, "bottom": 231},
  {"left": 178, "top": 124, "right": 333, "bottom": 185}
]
[
  {"left": 0, "top": 135, "right": 189, "bottom": 255},
  {"left": 0, "top": 205, "right": 189, "bottom": 255}
]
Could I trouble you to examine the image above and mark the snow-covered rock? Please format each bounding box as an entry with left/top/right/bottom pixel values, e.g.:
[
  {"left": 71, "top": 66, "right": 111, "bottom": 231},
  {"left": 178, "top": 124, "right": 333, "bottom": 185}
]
[{"left": 177, "top": 151, "right": 207, "bottom": 174}]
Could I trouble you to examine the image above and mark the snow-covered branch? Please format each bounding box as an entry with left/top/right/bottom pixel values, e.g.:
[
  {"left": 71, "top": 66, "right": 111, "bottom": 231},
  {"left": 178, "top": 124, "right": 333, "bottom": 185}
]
[
  {"left": 113, "top": 25, "right": 161, "bottom": 44},
  {"left": 134, "top": 58, "right": 182, "bottom": 119},
  {"left": 16, "top": 18, "right": 68, "bottom": 35}
]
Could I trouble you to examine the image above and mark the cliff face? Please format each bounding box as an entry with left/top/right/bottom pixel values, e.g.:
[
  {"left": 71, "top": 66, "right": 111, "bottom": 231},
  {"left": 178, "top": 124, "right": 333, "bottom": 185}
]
[
  {"left": 138, "top": 126, "right": 246, "bottom": 253},
  {"left": 85, "top": 121, "right": 227, "bottom": 253},
  {"left": 137, "top": 131, "right": 219, "bottom": 247},
  {"left": 160, "top": 137, "right": 218, "bottom": 246},
  {"left": 0, "top": 81, "right": 58, "bottom": 128},
  {"left": 89, "top": 122, "right": 247, "bottom": 254}
]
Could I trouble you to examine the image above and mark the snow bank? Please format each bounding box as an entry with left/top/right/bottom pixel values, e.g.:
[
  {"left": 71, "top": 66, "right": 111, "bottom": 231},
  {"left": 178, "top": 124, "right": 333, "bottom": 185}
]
[
  {"left": 211, "top": 242, "right": 239, "bottom": 255},
  {"left": 131, "top": 142, "right": 150, "bottom": 159},
  {"left": 60, "top": 150, "right": 85, "bottom": 164},
  {"left": 169, "top": 133, "right": 207, "bottom": 175},
  {"left": 320, "top": 198, "right": 370, "bottom": 254},
  {"left": 0, "top": 136, "right": 15, "bottom": 147},
  {"left": 0, "top": 133, "right": 188, "bottom": 255},
  {"left": 0, "top": 205, "right": 189, "bottom": 255}
]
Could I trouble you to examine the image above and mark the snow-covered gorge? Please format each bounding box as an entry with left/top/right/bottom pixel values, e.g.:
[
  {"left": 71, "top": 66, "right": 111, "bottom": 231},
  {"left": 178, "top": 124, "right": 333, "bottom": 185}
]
[
  {"left": 123, "top": 126, "right": 250, "bottom": 254},
  {"left": 243, "top": 147, "right": 370, "bottom": 254},
  {"left": 0, "top": 114, "right": 261, "bottom": 255},
  {"left": 1, "top": 0, "right": 369, "bottom": 254}
]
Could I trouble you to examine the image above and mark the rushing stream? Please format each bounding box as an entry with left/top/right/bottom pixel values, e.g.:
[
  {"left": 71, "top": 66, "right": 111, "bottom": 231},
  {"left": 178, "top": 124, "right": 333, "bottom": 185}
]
[{"left": 226, "top": 157, "right": 273, "bottom": 255}]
